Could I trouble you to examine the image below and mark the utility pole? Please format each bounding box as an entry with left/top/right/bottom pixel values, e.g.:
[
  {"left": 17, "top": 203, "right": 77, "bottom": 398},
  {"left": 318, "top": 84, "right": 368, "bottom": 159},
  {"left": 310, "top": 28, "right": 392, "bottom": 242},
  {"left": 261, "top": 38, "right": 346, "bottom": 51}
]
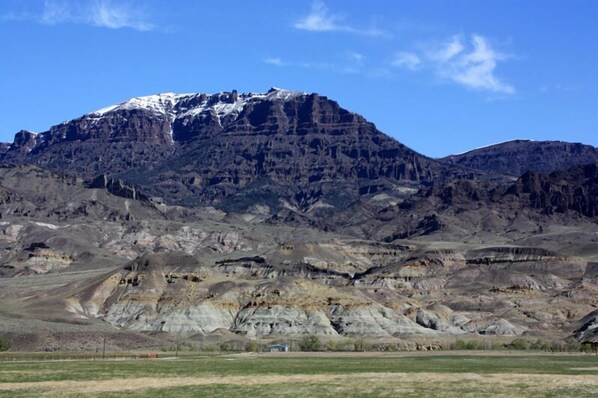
[{"left": 102, "top": 335, "right": 106, "bottom": 359}]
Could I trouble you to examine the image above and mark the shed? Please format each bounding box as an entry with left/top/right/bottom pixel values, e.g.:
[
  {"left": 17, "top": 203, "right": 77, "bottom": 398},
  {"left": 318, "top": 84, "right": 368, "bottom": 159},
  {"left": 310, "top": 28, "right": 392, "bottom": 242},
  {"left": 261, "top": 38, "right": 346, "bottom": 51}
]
[{"left": 267, "top": 344, "right": 289, "bottom": 352}]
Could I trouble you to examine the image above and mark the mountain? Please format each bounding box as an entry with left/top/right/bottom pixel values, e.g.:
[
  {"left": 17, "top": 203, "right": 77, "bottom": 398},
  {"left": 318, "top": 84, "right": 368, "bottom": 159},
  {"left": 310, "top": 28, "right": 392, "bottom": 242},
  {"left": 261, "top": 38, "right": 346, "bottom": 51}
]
[
  {"left": 0, "top": 88, "right": 472, "bottom": 210},
  {"left": 508, "top": 164, "right": 598, "bottom": 217},
  {"left": 1, "top": 165, "right": 595, "bottom": 346},
  {"left": 0, "top": 89, "right": 597, "bottom": 351},
  {"left": 363, "top": 164, "right": 598, "bottom": 245},
  {"left": 441, "top": 140, "right": 598, "bottom": 176}
]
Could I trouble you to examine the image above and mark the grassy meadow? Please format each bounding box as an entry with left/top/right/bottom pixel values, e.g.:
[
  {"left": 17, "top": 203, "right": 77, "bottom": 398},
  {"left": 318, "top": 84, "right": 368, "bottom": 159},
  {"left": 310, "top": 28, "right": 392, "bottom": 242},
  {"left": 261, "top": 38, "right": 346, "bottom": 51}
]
[{"left": 0, "top": 352, "right": 596, "bottom": 397}]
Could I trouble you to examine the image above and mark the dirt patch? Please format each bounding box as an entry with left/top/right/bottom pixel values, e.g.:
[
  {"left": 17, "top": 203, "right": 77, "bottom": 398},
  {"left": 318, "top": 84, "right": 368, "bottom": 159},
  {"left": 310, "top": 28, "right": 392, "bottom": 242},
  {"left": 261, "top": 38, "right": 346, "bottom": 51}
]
[{"left": 1, "top": 372, "right": 597, "bottom": 395}]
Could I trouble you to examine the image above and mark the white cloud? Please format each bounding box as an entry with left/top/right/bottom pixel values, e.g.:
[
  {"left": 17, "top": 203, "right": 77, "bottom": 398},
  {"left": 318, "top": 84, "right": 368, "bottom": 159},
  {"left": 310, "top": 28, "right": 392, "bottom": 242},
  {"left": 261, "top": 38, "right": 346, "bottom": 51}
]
[
  {"left": 427, "top": 35, "right": 464, "bottom": 62},
  {"left": 28, "top": 0, "right": 155, "bottom": 31},
  {"left": 394, "top": 34, "right": 514, "bottom": 94},
  {"left": 264, "top": 57, "right": 285, "bottom": 66},
  {"left": 41, "top": 0, "right": 74, "bottom": 24},
  {"left": 294, "top": 0, "right": 341, "bottom": 32},
  {"left": 392, "top": 52, "right": 421, "bottom": 70},
  {"left": 90, "top": 1, "right": 153, "bottom": 31},
  {"left": 347, "top": 51, "right": 364, "bottom": 62},
  {"left": 263, "top": 57, "right": 333, "bottom": 71},
  {"left": 437, "top": 35, "right": 514, "bottom": 94},
  {"left": 294, "top": 1, "right": 385, "bottom": 37},
  {"left": 263, "top": 55, "right": 362, "bottom": 76},
  {"left": 538, "top": 84, "right": 578, "bottom": 94}
]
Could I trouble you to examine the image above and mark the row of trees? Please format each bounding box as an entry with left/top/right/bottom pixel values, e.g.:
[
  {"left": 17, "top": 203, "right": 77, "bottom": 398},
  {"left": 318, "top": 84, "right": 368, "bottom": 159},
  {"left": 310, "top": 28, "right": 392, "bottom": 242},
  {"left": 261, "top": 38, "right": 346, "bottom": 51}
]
[
  {"left": 450, "top": 338, "right": 595, "bottom": 352},
  {"left": 0, "top": 335, "right": 594, "bottom": 354},
  {"left": 227, "top": 336, "right": 595, "bottom": 353}
]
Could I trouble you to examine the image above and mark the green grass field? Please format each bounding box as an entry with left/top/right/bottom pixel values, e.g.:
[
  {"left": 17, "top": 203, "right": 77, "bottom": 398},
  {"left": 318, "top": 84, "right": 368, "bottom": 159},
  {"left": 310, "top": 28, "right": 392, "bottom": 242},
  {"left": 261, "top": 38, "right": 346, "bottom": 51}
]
[{"left": 1, "top": 352, "right": 597, "bottom": 397}]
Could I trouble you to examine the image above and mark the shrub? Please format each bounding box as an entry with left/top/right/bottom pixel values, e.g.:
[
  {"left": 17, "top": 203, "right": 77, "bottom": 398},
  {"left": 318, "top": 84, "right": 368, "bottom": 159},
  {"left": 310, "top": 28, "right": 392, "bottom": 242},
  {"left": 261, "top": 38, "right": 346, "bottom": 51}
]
[
  {"left": 465, "top": 340, "right": 486, "bottom": 350},
  {"left": 581, "top": 343, "right": 597, "bottom": 353},
  {"left": 326, "top": 341, "right": 341, "bottom": 351},
  {"left": 0, "top": 337, "right": 10, "bottom": 352},
  {"left": 530, "top": 339, "right": 550, "bottom": 351},
  {"left": 509, "top": 338, "right": 530, "bottom": 350},
  {"left": 219, "top": 342, "right": 232, "bottom": 352},
  {"left": 449, "top": 340, "right": 486, "bottom": 350},
  {"left": 491, "top": 342, "right": 504, "bottom": 350},
  {"left": 550, "top": 341, "right": 564, "bottom": 352},
  {"left": 352, "top": 338, "right": 371, "bottom": 352},
  {"left": 245, "top": 340, "right": 258, "bottom": 352},
  {"left": 383, "top": 343, "right": 399, "bottom": 352},
  {"left": 299, "top": 335, "right": 321, "bottom": 351},
  {"left": 450, "top": 340, "right": 468, "bottom": 350},
  {"left": 563, "top": 339, "right": 581, "bottom": 352}
]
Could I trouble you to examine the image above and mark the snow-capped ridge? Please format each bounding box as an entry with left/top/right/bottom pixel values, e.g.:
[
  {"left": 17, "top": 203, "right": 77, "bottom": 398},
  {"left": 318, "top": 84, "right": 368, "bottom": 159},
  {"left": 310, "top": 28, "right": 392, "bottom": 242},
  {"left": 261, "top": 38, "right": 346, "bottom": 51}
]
[
  {"left": 88, "top": 88, "right": 307, "bottom": 118},
  {"left": 91, "top": 93, "right": 193, "bottom": 116},
  {"left": 82, "top": 89, "right": 308, "bottom": 144}
]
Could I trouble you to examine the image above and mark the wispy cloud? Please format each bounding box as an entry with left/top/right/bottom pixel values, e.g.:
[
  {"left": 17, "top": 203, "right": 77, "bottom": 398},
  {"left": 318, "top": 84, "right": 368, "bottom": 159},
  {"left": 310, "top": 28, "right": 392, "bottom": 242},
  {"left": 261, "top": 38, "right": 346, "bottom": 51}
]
[
  {"left": 264, "top": 57, "right": 286, "bottom": 67},
  {"left": 263, "top": 57, "right": 333, "bottom": 71},
  {"left": 427, "top": 35, "right": 464, "bottom": 62},
  {"left": 89, "top": 1, "right": 153, "bottom": 31},
  {"left": 294, "top": 1, "right": 385, "bottom": 37},
  {"left": 7, "top": 0, "right": 155, "bottom": 31},
  {"left": 538, "top": 84, "right": 579, "bottom": 94},
  {"left": 433, "top": 35, "right": 514, "bottom": 94},
  {"left": 394, "top": 34, "right": 514, "bottom": 94},
  {"left": 347, "top": 51, "right": 364, "bottom": 62},
  {"left": 293, "top": 0, "right": 340, "bottom": 32},
  {"left": 262, "top": 52, "right": 368, "bottom": 76},
  {"left": 0, "top": 10, "right": 34, "bottom": 22},
  {"left": 392, "top": 52, "right": 420, "bottom": 70}
]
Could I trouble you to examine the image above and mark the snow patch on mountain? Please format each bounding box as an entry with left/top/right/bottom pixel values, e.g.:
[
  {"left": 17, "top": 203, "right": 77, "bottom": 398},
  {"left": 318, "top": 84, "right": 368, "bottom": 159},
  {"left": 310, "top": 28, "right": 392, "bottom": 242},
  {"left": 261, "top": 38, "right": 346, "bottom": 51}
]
[
  {"left": 89, "top": 88, "right": 306, "bottom": 120},
  {"left": 91, "top": 93, "right": 193, "bottom": 116}
]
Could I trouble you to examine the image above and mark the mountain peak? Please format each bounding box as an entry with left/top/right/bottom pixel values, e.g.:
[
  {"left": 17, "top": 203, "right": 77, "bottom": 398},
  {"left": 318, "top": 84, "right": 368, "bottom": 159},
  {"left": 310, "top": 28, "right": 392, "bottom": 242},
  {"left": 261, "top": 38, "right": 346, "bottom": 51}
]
[
  {"left": 0, "top": 87, "right": 445, "bottom": 207},
  {"left": 90, "top": 92, "right": 190, "bottom": 116},
  {"left": 89, "top": 88, "right": 308, "bottom": 118},
  {"left": 442, "top": 139, "right": 598, "bottom": 175}
]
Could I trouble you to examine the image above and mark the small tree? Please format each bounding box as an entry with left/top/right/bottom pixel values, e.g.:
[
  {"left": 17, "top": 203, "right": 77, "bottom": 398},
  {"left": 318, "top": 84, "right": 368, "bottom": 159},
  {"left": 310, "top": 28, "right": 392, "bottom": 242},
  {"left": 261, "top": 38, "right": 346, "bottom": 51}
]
[
  {"left": 245, "top": 340, "right": 258, "bottom": 352},
  {"left": 450, "top": 340, "right": 467, "bottom": 350},
  {"left": 353, "top": 338, "right": 371, "bottom": 352},
  {"left": 0, "top": 337, "right": 10, "bottom": 352},
  {"left": 299, "top": 335, "right": 321, "bottom": 351},
  {"left": 327, "top": 340, "right": 340, "bottom": 352},
  {"left": 465, "top": 340, "right": 485, "bottom": 350},
  {"left": 219, "top": 341, "right": 232, "bottom": 352},
  {"left": 550, "top": 340, "right": 564, "bottom": 352},
  {"left": 509, "top": 338, "right": 530, "bottom": 350},
  {"left": 580, "top": 343, "right": 594, "bottom": 353},
  {"left": 563, "top": 338, "right": 581, "bottom": 352},
  {"left": 530, "top": 339, "right": 550, "bottom": 351}
]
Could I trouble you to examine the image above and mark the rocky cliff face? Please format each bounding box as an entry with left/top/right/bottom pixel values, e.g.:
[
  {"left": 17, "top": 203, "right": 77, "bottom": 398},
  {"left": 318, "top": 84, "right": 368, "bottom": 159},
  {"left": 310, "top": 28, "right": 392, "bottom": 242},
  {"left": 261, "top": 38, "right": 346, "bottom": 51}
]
[
  {"left": 63, "top": 237, "right": 598, "bottom": 338},
  {"left": 0, "top": 88, "right": 465, "bottom": 209},
  {"left": 1, "top": 104, "right": 176, "bottom": 177},
  {"left": 64, "top": 250, "right": 531, "bottom": 337},
  {"left": 0, "top": 161, "right": 596, "bottom": 344},
  {"left": 149, "top": 91, "right": 436, "bottom": 204},
  {"left": 441, "top": 140, "right": 598, "bottom": 176},
  {"left": 365, "top": 163, "right": 598, "bottom": 243},
  {"left": 0, "top": 89, "right": 597, "bottom": 347},
  {"left": 508, "top": 164, "right": 598, "bottom": 217}
]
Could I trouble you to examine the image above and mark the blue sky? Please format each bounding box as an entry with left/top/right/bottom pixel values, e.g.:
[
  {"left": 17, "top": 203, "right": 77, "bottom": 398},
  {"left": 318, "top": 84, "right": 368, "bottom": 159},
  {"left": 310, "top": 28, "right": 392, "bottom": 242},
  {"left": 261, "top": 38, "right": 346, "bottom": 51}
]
[{"left": 1, "top": 0, "right": 596, "bottom": 157}]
